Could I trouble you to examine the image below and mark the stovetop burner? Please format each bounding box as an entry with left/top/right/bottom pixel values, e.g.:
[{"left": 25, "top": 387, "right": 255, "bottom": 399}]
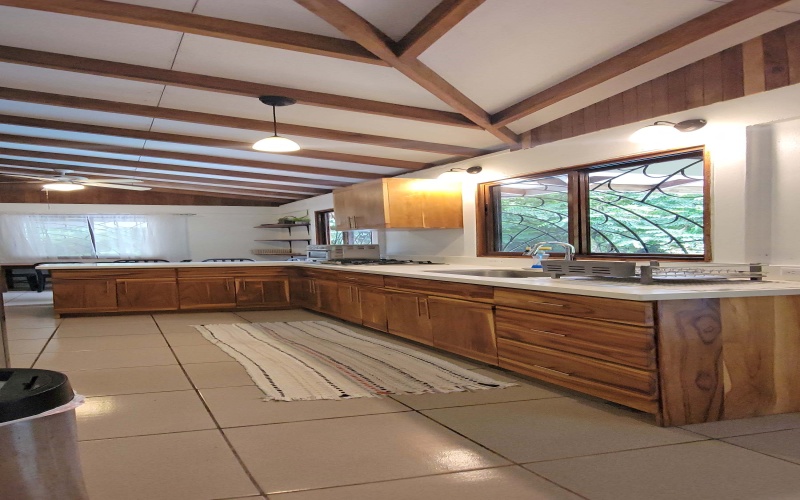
[{"left": 320, "top": 259, "right": 442, "bottom": 266}]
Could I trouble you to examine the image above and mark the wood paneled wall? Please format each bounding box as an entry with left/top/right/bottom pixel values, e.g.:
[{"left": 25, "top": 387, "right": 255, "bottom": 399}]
[
  {"left": 0, "top": 183, "right": 278, "bottom": 206},
  {"left": 521, "top": 21, "right": 800, "bottom": 148}
]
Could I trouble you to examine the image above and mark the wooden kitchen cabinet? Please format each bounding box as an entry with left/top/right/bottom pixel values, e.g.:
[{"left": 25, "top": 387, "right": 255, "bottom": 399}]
[
  {"left": 359, "top": 287, "right": 387, "bottom": 332},
  {"left": 315, "top": 279, "right": 340, "bottom": 316},
  {"left": 117, "top": 277, "right": 179, "bottom": 312},
  {"left": 385, "top": 289, "right": 433, "bottom": 345},
  {"left": 178, "top": 277, "right": 236, "bottom": 310},
  {"left": 289, "top": 274, "right": 316, "bottom": 309},
  {"left": 429, "top": 296, "right": 497, "bottom": 364},
  {"left": 337, "top": 282, "right": 361, "bottom": 323},
  {"left": 333, "top": 178, "right": 463, "bottom": 230},
  {"left": 235, "top": 277, "right": 290, "bottom": 308},
  {"left": 52, "top": 276, "right": 117, "bottom": 314}
]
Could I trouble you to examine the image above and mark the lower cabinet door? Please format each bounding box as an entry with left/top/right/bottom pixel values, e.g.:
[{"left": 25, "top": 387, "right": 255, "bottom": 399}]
[
  {"left": 52, "top": 278, "right": 117, "bottom": 313},
  {"left": 360, "top": 287, "right": 387, "bottom": 332},
  {"left": 117, "top": 278, "right": 179, "bottom": 312},
  {"left": 386, "top": 290, "right": 433, "bottom": 345},
  {"left": 178, "top": 277, "right": 236, "bottom": 309},
  {"left": 337, "top": 283, "right": 362, "bottom": 323},
  {"left": 315, "top": 279, "right": 340, "bottom": 316},
  {"left": 289, "top": 277, "right": 314, "bottom": 308},
  {"left": 429, "top": 296, "right": 498, "bottom": 364},
  {"left": 235, "top": 278, "right": 290, "bottom": 308}
]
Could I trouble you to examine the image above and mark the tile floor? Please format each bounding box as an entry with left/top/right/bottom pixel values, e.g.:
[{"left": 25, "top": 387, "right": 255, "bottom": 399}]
[{"left": 4, "top": 290, "right": 800, "bottom": 500}]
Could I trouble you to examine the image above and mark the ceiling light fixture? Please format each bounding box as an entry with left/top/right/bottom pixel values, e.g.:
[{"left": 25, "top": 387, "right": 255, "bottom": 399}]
[
  {"left": 437, "top": 166, "right": 482, "bottom": 180},
  {"left": 630, "top": 119, "right": 707, "bottom": 144},
  {"left": 42, "top": 183, "right": 84, "bottom": 191},
  {"left": 253, "top": 95, "right": 301, "bottom": 153}
]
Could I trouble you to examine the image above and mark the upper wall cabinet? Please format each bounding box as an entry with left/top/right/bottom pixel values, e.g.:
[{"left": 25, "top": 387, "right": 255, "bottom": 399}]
[{"left": 333, "top": 178, "right": 463, "bottom": 230}]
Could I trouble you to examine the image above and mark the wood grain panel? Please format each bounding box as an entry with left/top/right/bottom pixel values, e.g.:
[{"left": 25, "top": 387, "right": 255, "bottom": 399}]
[
  {"left": 721, "top": 45, "right": 745, "bottom": 100},
  {"left": 608, "top": 93, "right": 624, "bottom": 128},
  {"left": 742, "top": 36, "right": 766, "bottom": 95},
  {"left": 622, "top": 88, "right": 638, "bottom": 124},
  {"left": 702, "top": 52, "right": 724, "bottom": 105},
  {"left": 385, "top": 289, "right": 433, "bottom": 345},
  {"left": 720, "top": 295, "right": 800, "bottom": 419},
  {"left": 571, "top": 110, "right": 585, "bottom": 137},
  {"left": 333, "top": 272, "right": 385, "bottom": 287},
  {"left": 52, "top": 277, "right": 117, "bottom": 313},
  {"left": 429, "top": 296, "right": 497, "bottom": 365},
  {"left": 686, "top": 60, "right": 705, "bottom": 109},
  {"left": 177, "top": 268, "right": 288, "bottom": 278},
  {"left": 762, "top": 28, "right": 790, "bottom": 90},
  {"left": 117, "top": 278, "right": 178, "bottom": 312},
  {"left": 657, "top": 299, "right": 723, "bottom": 426},
  {"left": 178, "top": 277, "right": 237, "bottom": 310},
  {"left": 495, "top": 307, "right": 656, "bottom": 370},
  {"left": 636, "top": 81, "right": 654, "bottom": 120},
  {"left": 494, "top": 288, "right": 654, "bottom": 326},
  {"left": 359, "top": 287, "right": 387, "bottom": 332},
  {"left": 384, "top": 276, "right": 494, "bottom": 302},
  {"left": 651, "top": 74, "right": 670, "bottom": 117},
  {"left": 787, "top": 21, "right": 800, "bottom": 84},
  {"left": 667, "top": 66, "right": 687, "bottom": 113},
  {"left": 583, "top": 104, "right": 597, "bottom": 134},
  {"left": 594, "top": 99, "right": 611, "bottom": 131}
]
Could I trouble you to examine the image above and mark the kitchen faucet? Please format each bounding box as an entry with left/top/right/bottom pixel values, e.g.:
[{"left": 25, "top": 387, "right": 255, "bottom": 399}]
[{"left": 523, "top": 241, "right": 576, "bottom": 261}]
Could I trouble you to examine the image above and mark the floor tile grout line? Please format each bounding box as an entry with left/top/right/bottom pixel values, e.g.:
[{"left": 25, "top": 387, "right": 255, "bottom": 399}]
[
  {"left": 716, "top": 435, "right": 800, "bottom": 468},
  {"left": 77, "top": 425, "right": 220, "bottom": 443},
  {"left": 154, "top": 315, "right": 268, "bottom": 498}
]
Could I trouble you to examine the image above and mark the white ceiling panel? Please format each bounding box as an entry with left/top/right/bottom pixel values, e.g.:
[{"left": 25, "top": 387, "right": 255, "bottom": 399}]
[
  {"left": 0, "top": 100, "right": 156, "bottom": 131},
  {"left": 193, "top": 0, "right": 346, "bottom": 38},
  {"left": 171, "top": 35, "right": 452, "bottom": 110},
  {"left": 341, "top": 0, "right": 440, "bottom": 41},
  {"left": 0, "top": 64, "right": 166, "bottom": 106},
  {"left": 0, "top": 142, "right": 142, "bottom": 162},
  {"left": 148, "top": 119, "right": 450, "bottom": 163},
  {"left": 157, "top": 86, "right": 500, "bottom": 149},
  {"left": 507, "top": 8, "right": 800, "bottom": 133},
  {"left": 108, "top": 0, "right": 199, "bottom": 12},
  {"left": 0, "top": 125, "right": 148, "bottom": 150},
  {"left": 140, "top": 141, "right": 403, "bottom": 175},
  {"left": 419, "top": 0, "right": 721, "bottom": 113},
  {"left": 0, "top": 6, "right": 183, "bottom": 69}
]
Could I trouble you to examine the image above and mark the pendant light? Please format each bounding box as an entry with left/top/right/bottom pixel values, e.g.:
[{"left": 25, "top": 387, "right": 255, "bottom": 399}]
[
  {"left": 42, "top": 183, "right": 84, "bottom": 191},
  {"left": 253, "top": 96, "right": 301, "bottom": 152}
]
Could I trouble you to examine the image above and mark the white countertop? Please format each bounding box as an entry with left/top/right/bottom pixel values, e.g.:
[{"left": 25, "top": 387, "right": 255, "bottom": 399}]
[{"left": 37, "top": 261, "right": 800, "bottom": 301}]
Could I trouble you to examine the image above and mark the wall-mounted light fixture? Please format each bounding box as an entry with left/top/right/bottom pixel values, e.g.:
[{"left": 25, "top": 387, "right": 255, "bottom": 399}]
[
  {"left": 630, "top": 119, "right": 707, "bottom": 144},
  {"left": 42, "top": 183, "right": 84, "bottom": 191},
  {"left": 437, "top": 166, "right": 482, "bottom": 180},
  {"left": 253, "top": 96, "right": 301, "bottom": 153}
]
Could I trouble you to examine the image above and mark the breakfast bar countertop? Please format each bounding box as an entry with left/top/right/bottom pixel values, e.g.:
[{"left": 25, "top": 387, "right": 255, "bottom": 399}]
[{"left": 36, "top": 261, "right": 800, "bottom": 301}]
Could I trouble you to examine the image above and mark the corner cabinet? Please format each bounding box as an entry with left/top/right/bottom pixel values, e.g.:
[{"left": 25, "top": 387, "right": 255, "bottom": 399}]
[{"left": 333, "top": 178, "right": 463, "bottom": 230}]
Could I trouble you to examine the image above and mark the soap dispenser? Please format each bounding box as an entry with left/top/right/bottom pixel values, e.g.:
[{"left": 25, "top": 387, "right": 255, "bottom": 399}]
[{"left": 530, "top": 246, "right": 551, "bottom": 269}]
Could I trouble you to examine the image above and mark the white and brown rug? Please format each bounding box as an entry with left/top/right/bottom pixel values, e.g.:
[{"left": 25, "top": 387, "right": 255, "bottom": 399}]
[{"left": 195, "top": 321, "right": 514, "bottom": 401}]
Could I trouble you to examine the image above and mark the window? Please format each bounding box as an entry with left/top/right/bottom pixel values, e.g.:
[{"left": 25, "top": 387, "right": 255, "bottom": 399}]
[
  {"left": 0, "top": 214, "right": 189, "bottom": 261},
  {"left": 314, "top": 210, "right": 374, "bottom": 245},
  {"left": 478, "top": 148, "right": 709, "bottom": 259}
]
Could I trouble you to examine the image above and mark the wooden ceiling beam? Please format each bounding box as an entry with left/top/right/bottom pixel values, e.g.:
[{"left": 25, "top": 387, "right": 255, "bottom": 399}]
[
  {"left": 294, "top": 0, "right": 520, "bottom": 147},
  {"left": 0, "top": 45, "right": 475, "bottom": 129},
  {"left": 0, "top": 87, "right": 478, "bottom": 157},
  {"left": 0, "top": 0, "right": 386, "bottom": 66},
  {"left": 396, "top": 0, "right": 485, "bottom": 60},
  {"left": 0, "top": 134, "right": 351, "bottom": 187},
  {"left": 0, "top": 150, "right": 325, "bottom": 196},
  {"left": 0, "top": 114, "right": 414, "bottom": 175},
  {"left": 491, "top": 0, "right": 793, "bottom": 127},
  {"left": 0, "top": 163, "right": 305, "bottom": 200}
]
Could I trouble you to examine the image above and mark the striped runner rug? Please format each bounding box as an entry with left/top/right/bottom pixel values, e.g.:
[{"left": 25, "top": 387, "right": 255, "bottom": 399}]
[{"left": 195, "top": 321, "right": 515, "bottom": 401}]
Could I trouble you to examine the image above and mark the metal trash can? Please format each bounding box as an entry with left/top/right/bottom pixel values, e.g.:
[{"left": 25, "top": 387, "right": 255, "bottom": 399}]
[{"left": 0, "top": 369, "right": 89, "bottom": 500}]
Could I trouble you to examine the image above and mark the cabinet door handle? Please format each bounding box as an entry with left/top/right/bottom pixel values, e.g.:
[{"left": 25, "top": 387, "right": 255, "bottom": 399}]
[
  {"left": 526, "top": 300, "right": 564, "bottom": 307},
  {"left": 241, "top": 280, "right": 246, "bottom": 291},
  {"left": 529, "top": 328, "right": 566, "bottom": 337},
  {"left": 415, "top": 296, "right": 420, "bottom": 316},
  {"left": 225, "top": 279, "right": 231, "bottom": 291},
  {"left": 533, "top": 365, "right": 572, "bottom": 376},
  {"left": 106, "top": 281, "right": 111, "bottom": 295}
]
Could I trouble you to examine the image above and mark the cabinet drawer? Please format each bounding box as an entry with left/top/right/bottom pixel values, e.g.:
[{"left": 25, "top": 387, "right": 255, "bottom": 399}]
[
  {"left": 498, "top": 339, "right": 658, "bottom": 413},
  {"left": 384, "top": 276, "right": 493, "bottom": 302},
  {"left": 51, "top": 269, "right": 175, "bottom": 280},
  {"left": 494, "top": 288, "right": 654, "bottom": 326},
  {"left": 335, "top": 271, "right": 385, "bottom": 287},
  {"left": 496, "top": 307, "right": 655, "bottom": 370},
  {"left": 178, "top": 267, "right": 285, "bottom": 278}
]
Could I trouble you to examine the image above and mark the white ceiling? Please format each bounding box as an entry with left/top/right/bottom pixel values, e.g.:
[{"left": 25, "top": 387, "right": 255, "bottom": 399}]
[{"left": 0, "top": 0, "right": 798, "bottom": 204}]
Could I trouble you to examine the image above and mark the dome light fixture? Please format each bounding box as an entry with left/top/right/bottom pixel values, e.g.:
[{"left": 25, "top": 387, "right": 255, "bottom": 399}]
[
  {"left": 437, "top": 165, "right": 482, "bottom": 180},
  {"left": 253, "top": 95, "right": 301, "bottom": 153},
  {"left": 42, "top": 183, "right": 84, "bottom": 191},
  {"left": 630, "top": 119, "right": 707, "bottom": 144}
]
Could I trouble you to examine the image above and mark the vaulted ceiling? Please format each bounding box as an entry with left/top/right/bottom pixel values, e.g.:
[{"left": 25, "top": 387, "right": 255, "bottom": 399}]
[{"left": 0, "top": 0, "right": 798, "bottom": 206}]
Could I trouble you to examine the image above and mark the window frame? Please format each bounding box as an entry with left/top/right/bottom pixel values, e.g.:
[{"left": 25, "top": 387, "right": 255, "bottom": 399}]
[
  {"left": 476, "top": 146, "right": 711, "bottom": 261},
  {"left": 314, "top": 209, "right": 374, "bottom": 245}
]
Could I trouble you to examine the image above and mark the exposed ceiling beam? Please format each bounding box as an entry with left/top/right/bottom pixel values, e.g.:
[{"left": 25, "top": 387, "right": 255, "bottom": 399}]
[
  {"left": 0, "top": 45, "right": 475, "bottom": 129},
  {"left": 0, "top": 114, "right": 414, "bottom": 175},
  {"left": 0, "top": 149, "right": 327, "bottom": 196},
  {"left": 0, "top": 162, "right": 307, "bottom": 200},
  {"left": 0, "top": 0, "right": 387, "bottom": 66},
  {"left": 0, "top": 88, "right": 479, "bottom": 157},
  {"left": 396, "top": 0, "right": 485, "bottom": 60},
  {"left": 491, "top": 0, "right": 793, "bottom": 127},
  {"left": 0, "top": 134, "right": 346, "bottom": 188},
  {"left": 294, "top": 0, "right": 520, "bottom": 147}
]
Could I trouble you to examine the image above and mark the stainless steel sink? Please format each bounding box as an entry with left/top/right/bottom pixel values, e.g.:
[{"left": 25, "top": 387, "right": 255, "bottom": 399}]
[{"left": 424, "top": 269, "right": 550, "bottom": 278}]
